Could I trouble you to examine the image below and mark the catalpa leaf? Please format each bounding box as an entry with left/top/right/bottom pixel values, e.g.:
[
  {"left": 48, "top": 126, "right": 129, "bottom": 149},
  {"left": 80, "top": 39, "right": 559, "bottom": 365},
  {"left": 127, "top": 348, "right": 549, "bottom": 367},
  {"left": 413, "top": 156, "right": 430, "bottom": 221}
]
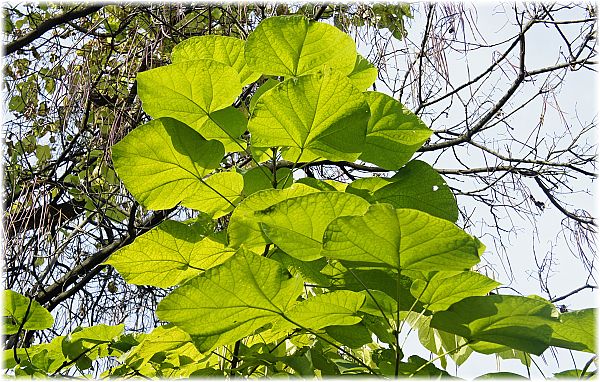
[
  {"left": 322, "top": 204, "right": 480, "bottom": 271},
  {"left": 430, "top": 295, "right": 559, "bottom": 355},
  {"left": 257, "top": 192, "right": 371, "bottom": 261},
  {"left": 410, "top": 271, "right": 500, "bottom": 312},
  {"left": 182, "top": 171, "right": 244, "bottom": 218},
  {"left": 228, "top": 184, "right": 319, "bottom": 252},
  {"left": 112, "top": 118, "right": 224, "bottom": 210},
  {"left": 245, "top": 15, "right": 356, "bottom": 77},
  {"left": 125, "top": 325, "right": 193, "bottom": 367},
  {"left": 248, "top": 69, "right": 370, "bottom": 162},
  {"left": 374, "top": 160, "right": 458, "bottom": 222},
  {"left": 549, "top": 308, "right": 595, "bottom": 353},
  {"left": 359, "top": 92, "right": 431, "bottom": 170},
  {"left": 348, "top": 54, "right": 378, "bottom": 91},
  {"left": 156, "top": 250, "right": 303, "bottom": 338},
  {"left": 137, "top": 60, "right": 243, "bottom": 150},
  {"left": 284, "top": 291, "right": 365, "bottom": 330},
  {"left": 3, "top": 290, "right": 53, "bottom": 335},
  {"left": 106, "top": 220, "right": 234, "bottom": 288},
  {"left": 171, "top": 35, "right": 260, "bottom": 86},
  {"left": 242, "top": 166, "right": 293, "bottom": 197}
]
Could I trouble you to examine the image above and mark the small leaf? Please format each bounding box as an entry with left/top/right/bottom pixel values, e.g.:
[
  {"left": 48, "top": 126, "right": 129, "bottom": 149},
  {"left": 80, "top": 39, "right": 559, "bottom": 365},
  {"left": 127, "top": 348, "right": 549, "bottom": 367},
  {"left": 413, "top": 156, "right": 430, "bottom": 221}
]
[
  {"left": 430, "top": 295, "right": 559, "bottom": 355},
  {"left": 106, "top": 220, "right": 235, "bottom": 288},
  {"left": 549, "top": 308, "right": 596, "bottom": 352},
  {"left": 410, "top": 271, "right": 500, "bottom": 311},
  {"left": 171, "top": 35, "right": 260, "bottom": 86},
  {"left": 374, "top": 160, "right": 458, "bottom": 222},
  {"left": 347, "top": 54, "right": 378, "bottom": 91},
  {"left": 245, "top": 15, "right": 357, "bottom": 77},
  {"left": 359, "top": 92, "right": 431, "bottom": 170},
  {"left": 285, "top": 290, "right": 365, "bottom": 330},
  {"left": 3, "top": 290, "right": 54, "bottom": 335},
  {"left": 112, "top": 118, "right": 224, "bottom": 210}
]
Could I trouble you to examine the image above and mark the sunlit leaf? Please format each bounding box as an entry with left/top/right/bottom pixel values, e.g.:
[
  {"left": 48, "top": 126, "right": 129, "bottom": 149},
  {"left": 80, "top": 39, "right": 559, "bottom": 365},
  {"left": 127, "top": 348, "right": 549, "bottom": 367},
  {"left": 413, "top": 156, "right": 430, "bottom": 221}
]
[
  {"left": 171, "top": 35, "right": 261, "bottom": 86},
  {"left": 106, "top": 220, "right": 234, "bottom": 288},
  {"left": 3, "top": 290, "right": 53, "bottom": 335},
  {"left": 285, "top": 291, "right": 365, "bottom": 330},
  {"left": 182, "top": 171, "right": 244, "bottom": 218},
  {"left": 245, "top": 15, "right": 356, "bottom": 77},
  {"left": 347, "top": 54, "right": 378, "bottom": 91},
  {"left": 549, "top": 308, "right": 595, "bottom": 353},
  {"left": 112, "top": 118, "right": 224, "bottom": 210}
]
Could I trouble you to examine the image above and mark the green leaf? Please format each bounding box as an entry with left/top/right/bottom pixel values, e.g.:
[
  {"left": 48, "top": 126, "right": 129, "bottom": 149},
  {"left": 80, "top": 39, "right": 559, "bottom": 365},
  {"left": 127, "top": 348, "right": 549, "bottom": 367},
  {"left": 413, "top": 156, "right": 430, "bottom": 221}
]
[
  {"left": 410, "top": 271, "right": 500, "bottom": 311},
  {"left": 157, "top": 250, "right": 303, "bottom": 339},
  {"left": 171, "top": 35, "right": 260, "bottom": 86},
  {"left": 430, "top": 295, "right": 559, "bottom": 355},
  {"left": 347, "top": 54, "right": 378, "bottom": 91},
  {"left": 553, "top": 369, "right": 596, "bottom": 378},
  {"left": 137, "top": 60, "right": 243, "bottom": 150},
  {"left": 325, "top": 323, "right": 373, "bottom": 348},
  {"left": 228, "top": 184, "right": 319, "bottom": 252},
  {"left": 271, "top": 250, "right": 330, "bottom": 286},
  {"left": 549, "top": 308, "right": 595, "bottom": 352},
  {"left": 248, "top": 69, "right": 370, "bottom": 162},
  {"left": 126, "top": 325, "right": 193, "bottom": 367},
  {"left": 374, "top": 160, "right": 458, "bottom": 222},
  {"left": 242, "top": 166, "right": 293, "bottom": 197},
  {"left": 3, "top": 290, "right": 54, "bottom": 334},
  {"left": 285, "top": 291, "right": 365, "bottom": 330},
  {"left": 112, "top": 118, "right": 224, "bottom": 210},
  {"left": 256, "top": 192, "right": 371, "bottom": 261},
  {"left": 245, "top": 15, "right": 357, "bottom": 77},
  {"left": 182, "top": 171, "right": 244, "bottom": 218},
  {"left": 474, "top": 372, "right": 527, "bottom": 379},
  {"left": 322, "top": 204, "right": 480, "bottom": 271},
  {"left": 249, "top": 78, "right": 279, "bottom": 112},
  {"left": 359, "top": 92, "right": 431, "bottom": 170},
  {"left": 296, "top": 177, "right": 338, "bottom": 191},
  {"left": 106, "top": 220, "right": 235, "bottom": 288}
]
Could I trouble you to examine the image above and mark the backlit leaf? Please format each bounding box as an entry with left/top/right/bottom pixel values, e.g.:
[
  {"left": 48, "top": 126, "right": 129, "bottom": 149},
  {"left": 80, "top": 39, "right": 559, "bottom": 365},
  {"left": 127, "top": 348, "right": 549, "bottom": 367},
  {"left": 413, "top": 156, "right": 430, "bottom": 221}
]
[
  {"left": 285, "top": 291, "right": 365, "bottom": 330},
  {"left": 156, "top": 250, "right": 303, "bottom": 340},
  {"left": 347, "top": 54, "right": 378, "bottom": 91},
  {"left": 359, "top": 92, "right": 431, "bottom": 170},
  {"left": 248, "top": 69, "right": 370, "bottom": 162},
  {"left": 112, "top": 118, "right": 224, "bottom": 210},
  {"left": 549, "top": 308, "right": 595, "bottom": 352},
  {"left": 245, "top": 15, "right": 356, "bottom": 77},
  {"left": 171, "top": 35, "right": 260, "bottom": 86},
  {"left": 322, "top": 204, "right": 480, "bottom": 271},
  {"left": 106, "top": 220, "right": 234, "bottom": 288},
  {"left": 182, "top": 171, "right": 244, "bottom": 218},
  {"left": 3, "top": 290, "right": 54, "bottom": 335},
  {"left": 430, "top": 295, "right": 559, "bottom": 355},
  {"left": 137, "top": 60, "right": 243, "bottom": 149},
  {"left": 257, "top": 192, "right": 370, "bottom": 261}
]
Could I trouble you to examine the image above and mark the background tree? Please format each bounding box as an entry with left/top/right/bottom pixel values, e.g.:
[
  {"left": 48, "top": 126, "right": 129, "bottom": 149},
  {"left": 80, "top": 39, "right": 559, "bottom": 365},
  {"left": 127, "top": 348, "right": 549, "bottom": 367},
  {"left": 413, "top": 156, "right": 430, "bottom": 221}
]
[{"left": 2, "top": 2, "right": 596, "bottom": 377}]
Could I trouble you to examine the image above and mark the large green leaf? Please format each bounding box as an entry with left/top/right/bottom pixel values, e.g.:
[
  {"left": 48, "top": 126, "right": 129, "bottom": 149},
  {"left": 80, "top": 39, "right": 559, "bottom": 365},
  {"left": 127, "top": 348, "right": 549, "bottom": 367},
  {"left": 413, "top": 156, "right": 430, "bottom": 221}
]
[
  {"left": 256, "top": 192, "right": 371, "bottom": 261},
  {"left": 182, "top": 171, "right": 244, "bottom": 218},
  {"left": 359, "top": 92, "right": 431, "bottom": 170},
  {"left": 62, "top": 324, "right": 124, "bottom": 362},
  {"left": 322, "top": 204, "right": 480, "bottom": 271},
  {"left": 112, "top": 118, "right": 224, "bottom": 210},
  {"left": 410, "top": 271, "right": 500, "bottom": 312},
  {"left": 374, "top": 160, "right": 458, "bottom": 222},
  {"left": 248, "top": 69, "right": 370, "bottom": 162},
  {"left": 125, "top": 325, "right": 193, "bottom": 367},
  {"left": 347, "top": 54, "right": 378, "bottom": 91},
  {"left": 549, "top": 308, "right": 595, "bottom": 352},
  {"left": 171, "top": 35, "right": 260, "bottom": 86},
  {"left": 242, "top": 166, "right": 293, "bottom": 197},
  {"left": 137, "top": 60, "right": 243, "bottom": 150},
  {"left": 430, "top": 295, "right": 559, "bottom": 355},
  {"left": 245, "top": 15, "right": 357, "bottom": 77},
  {"left": 3, "top": 290, "right": 54, "bottom": 334},
  {"left": 156, "top": 250, "right": 303, "bottom": 339},
  {"left": 228, "top": 184, "right": 319, "bottom": 252},
  {"left": 106, "top": 220, "right": 234, "bottom": 288},
  {"left": 284, "top": 291, "right": 365, "bottom": 330}
]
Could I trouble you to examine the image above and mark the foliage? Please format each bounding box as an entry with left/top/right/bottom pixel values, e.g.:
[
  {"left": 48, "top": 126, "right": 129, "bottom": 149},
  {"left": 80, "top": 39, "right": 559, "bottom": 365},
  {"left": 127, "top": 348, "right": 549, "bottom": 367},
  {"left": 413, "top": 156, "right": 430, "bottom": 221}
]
[{"left": 3, "top": 14, "right": 596, "bottom": 378}]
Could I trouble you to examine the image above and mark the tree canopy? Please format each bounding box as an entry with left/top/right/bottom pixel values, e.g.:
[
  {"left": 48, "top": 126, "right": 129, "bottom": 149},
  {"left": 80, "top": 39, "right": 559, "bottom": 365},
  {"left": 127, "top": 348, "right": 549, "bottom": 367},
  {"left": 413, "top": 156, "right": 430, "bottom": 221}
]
[{"left": 2, "top": 3, "right": 597, "bottom": 379}]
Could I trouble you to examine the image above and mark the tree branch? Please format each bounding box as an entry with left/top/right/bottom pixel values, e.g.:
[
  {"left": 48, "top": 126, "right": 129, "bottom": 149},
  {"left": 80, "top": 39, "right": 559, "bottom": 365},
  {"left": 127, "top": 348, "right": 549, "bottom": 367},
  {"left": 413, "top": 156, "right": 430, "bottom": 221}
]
[{"left": 5, "top": 5, "right": 102, "bottom": 55}]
